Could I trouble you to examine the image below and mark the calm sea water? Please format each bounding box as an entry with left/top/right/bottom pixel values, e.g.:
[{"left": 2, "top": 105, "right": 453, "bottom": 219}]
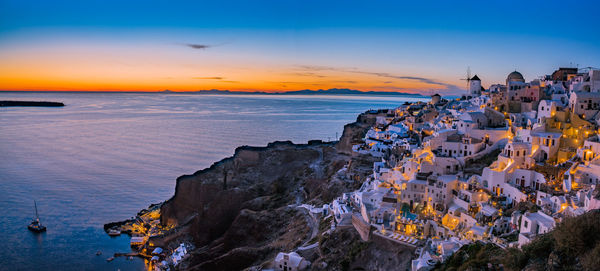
[{"left": 0, "top": 92, "right": 426, "bottom": 270}]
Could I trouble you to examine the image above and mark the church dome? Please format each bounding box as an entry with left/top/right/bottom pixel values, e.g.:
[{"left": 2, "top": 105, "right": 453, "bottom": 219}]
[{"left": 507, "top": 71, "right": 525, "bottom": 82}]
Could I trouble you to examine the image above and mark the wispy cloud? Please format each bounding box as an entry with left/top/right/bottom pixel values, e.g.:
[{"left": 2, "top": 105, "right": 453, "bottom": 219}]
[
  {"left": 182, "top": 41, "right": 230, "bottom": 50},
  {"left": 192, "top": 77, "right": 224, "bottom": 80},
  {"left": 288, "top": 71, "right": 328, "bottom": 78},
  {"left": 366, "top": 72, "right": 462, "bottom": 91},
  {"left": 185, "top": 43, "right": 213, "bottom": 49},
  {"left": 192, "top": 76, "right": 239, "bottom": 83},
  {"left": 296, "top": 65, "right": 349, "bottom": 73},
  {"left": 296, "top": 65, "right": 463, "bottom": 92},
  {"left": 331, "top": 80, "right": 357, "bottom": 84}
]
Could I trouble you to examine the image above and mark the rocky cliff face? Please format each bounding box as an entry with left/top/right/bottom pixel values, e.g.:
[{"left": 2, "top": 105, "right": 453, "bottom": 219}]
[
  {"left": 155, "top": 111, "right": 384, "bottom": 270},
  {"left": 313, "top": 228, "right": 414, "bottom": 271},
  {"left": 160, "top": 141, "right": 337, "bottom": 237},
  {"left": 336, "top": 111, "right": 382, "bottom": 154}
]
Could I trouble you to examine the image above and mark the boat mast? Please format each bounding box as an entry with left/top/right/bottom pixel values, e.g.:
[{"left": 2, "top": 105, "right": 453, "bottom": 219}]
[{"left": 34, "top": 200, "right": 40, "bottom": 222}]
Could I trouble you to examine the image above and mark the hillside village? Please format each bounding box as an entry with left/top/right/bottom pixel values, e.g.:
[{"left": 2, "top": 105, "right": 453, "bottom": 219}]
[
  {"left": 274, "top": 68, "right": 600, "bottom": 271},
  {"left": 109, "top": 67, "right": 600, "bottom": 271}
]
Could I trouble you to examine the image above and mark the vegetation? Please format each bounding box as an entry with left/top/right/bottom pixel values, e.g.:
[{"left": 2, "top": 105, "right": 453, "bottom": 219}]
[{"left": 435, "top": 210, "right": 600, "bottom": 271}]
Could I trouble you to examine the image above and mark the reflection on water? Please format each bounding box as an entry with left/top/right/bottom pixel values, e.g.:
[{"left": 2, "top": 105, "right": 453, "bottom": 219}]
[{"left": 0, "top": 92, "right": 425, "bottom": 270}]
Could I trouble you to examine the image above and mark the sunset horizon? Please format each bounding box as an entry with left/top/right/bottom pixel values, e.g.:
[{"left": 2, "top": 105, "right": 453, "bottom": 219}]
[{"left": 2, "top": 1, "right": 599, "bottom": 95}]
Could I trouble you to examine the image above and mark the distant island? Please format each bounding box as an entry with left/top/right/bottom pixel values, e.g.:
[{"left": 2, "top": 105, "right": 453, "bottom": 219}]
[
  {"left": 0, "top": 101, "right": 65, "bottom": 107},
  {"left": 165, "top": 88, "right": 428, "bottom": 97}
]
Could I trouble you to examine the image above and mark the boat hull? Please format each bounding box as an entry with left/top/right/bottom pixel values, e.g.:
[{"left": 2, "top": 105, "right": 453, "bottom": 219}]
[{"left": 28, "top": 224, "right": 47, "bottom": 232}]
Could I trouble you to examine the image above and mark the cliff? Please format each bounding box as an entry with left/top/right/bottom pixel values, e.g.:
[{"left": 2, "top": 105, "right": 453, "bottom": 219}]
[
  {"left": 160, "top": 140, "right": 343, "bottom": 243},
  {"left": 154, "top": 111, "right": 384, "bottom": 270},
  {"left": 335, "top": 110, "right": 384, "bottom": 154}
]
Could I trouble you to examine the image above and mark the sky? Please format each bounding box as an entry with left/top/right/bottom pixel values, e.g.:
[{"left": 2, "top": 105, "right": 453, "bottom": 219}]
[{"left": 1, "top": 0, "right": 600, "bottom": 95}]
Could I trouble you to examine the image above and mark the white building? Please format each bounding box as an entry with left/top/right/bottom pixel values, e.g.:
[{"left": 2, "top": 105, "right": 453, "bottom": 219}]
[
  {"left": 518, "top": 211, "right": 555, "bottom": 247},
  {"left": 569, "top": 91, "right": 600, "bottom": 120},
  {"left": 274, "top": 252, "right": 310, "bottom": 271}
]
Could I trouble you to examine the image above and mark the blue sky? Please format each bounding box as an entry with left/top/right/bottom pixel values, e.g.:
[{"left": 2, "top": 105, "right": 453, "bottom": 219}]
[{"left": 1, "top": 0, "right": 599, "bottom": 93}]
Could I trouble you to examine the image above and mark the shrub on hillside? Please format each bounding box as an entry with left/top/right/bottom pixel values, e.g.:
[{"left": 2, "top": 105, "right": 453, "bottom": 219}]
[{"left": 553, "top": 210, "right": 600, "bottom": 256}]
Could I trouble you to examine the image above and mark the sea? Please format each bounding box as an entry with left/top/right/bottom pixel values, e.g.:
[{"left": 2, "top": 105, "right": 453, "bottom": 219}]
[{"left": 0, "top": 92, "right": 427, "bottom": 270}]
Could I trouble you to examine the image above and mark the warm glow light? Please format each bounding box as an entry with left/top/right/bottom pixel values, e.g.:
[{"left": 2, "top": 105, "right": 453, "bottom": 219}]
[{"left": 0, "top": 39, "right": 462, "bottom": 94}]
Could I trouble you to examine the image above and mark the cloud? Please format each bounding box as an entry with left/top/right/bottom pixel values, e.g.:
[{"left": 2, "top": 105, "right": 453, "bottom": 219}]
[
  {"left": 183, "top": 41, "right": 229, "bottom": 50},
  {"left": 296, "top": 65, "right": 349, "bottom": 72},
  {"left": 191, "top": 76, "right": 239, "bottom": 83},
  {"left": 366, "top": 72, "right": 463, "bottom": 91},
  {"left": 331, "top": 80, "right": 357, "bottom": 84},
  {"left": 185, "top": 43, "right": 213, "bottom": 49},
  {"left": 288, "top": 72, "right": 328, "bottom": 78},
  {"left": 296, "top": 65, "right": 464, "bottom": 92},
  {"left": 192, "top": 77, "right": 224, "bottom": 80}
]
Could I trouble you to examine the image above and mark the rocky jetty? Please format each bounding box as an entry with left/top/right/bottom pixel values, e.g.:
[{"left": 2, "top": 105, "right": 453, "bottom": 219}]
[{"left": 0, "top": 100, "right": 64, "bottom": 107}]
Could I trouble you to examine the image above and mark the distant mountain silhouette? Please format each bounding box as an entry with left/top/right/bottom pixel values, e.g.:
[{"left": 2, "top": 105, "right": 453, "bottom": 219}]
[{"left": 193, "top": 88, "right": 424, "bottom": 96}]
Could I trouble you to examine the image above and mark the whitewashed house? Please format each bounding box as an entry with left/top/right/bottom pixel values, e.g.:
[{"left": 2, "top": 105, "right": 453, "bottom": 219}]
[
  {"left": 518, "top": 211, "right": 555, "bottom": 247},
  {"left": 274, "top": 252, "right": 310, "bottom": 271}
]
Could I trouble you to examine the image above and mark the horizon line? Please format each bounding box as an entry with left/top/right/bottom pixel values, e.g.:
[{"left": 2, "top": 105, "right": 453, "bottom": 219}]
[{"left": 0, "top": 88, "right": 445, "bottom": 96}]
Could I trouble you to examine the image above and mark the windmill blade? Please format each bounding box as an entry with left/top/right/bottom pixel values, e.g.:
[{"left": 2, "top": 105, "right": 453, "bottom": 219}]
[
  {"left": 460, "top": 67, "right": 472, "bottom": 81},
  {"left": 467, "top": 67, "right": 471, "bottom": 80}
]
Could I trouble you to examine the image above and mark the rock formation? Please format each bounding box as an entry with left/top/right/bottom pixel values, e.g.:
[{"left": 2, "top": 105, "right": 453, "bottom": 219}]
[{"left": 150, "top": 111, "right": 386, "bottom": 270}]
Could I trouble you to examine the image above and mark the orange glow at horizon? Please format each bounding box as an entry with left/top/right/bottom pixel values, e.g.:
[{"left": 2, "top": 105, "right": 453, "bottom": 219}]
[{"left": 0, "top": 41, "right": 461, "bottom": 94}]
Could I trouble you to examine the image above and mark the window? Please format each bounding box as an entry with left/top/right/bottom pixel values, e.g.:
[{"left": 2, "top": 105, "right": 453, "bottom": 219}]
[{"left": 524, "top": 221, "right": 528, "bottom": 228}]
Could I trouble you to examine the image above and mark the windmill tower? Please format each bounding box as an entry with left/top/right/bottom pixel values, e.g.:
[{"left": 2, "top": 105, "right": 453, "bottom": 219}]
[
  {"left": 460, "top": 67, "right": 481, "bottom": 96},
  {"left": 469, "top": 75, "right": 481, "bottom": 95}
]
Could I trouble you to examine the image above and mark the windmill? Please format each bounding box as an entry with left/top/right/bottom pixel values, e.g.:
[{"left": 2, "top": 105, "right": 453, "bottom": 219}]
[{"left": 460, "top": 67, "right": 472, "bottom": 92}]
